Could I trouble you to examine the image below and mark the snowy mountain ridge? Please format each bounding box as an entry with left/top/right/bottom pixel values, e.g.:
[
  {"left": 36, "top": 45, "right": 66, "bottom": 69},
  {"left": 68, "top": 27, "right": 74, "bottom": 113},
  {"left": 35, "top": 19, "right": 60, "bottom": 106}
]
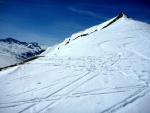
[
  {"left": 0, "top": 38, "right": 47, "bottom": 68},
  {"left": 0, "top": 13, "right": 150, "bottom": 113},
  {"left": 55, "top": 13, "right": 129, "bottom": 50},
  {"left": 42, "top": 13, "right": 135, "bottom": 56}
]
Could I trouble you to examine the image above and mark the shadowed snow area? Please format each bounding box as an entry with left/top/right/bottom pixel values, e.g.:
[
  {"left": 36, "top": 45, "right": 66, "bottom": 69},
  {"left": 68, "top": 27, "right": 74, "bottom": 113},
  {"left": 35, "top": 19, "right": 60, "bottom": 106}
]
[{"left": 0, "top": 13, "right": 150, "bottom": 113}]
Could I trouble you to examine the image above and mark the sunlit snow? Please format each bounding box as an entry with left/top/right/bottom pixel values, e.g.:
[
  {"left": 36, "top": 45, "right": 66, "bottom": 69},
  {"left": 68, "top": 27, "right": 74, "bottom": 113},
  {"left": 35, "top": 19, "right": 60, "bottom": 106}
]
[{"left": 0, "top": 13, "right": 150, "bottom": 113}]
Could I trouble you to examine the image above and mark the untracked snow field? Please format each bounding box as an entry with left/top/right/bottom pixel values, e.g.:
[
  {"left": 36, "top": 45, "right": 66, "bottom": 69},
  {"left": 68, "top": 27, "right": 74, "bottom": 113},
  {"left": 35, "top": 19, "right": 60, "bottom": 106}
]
[{"left": 0, "top": 14, "right": 150, "bottom": 113}]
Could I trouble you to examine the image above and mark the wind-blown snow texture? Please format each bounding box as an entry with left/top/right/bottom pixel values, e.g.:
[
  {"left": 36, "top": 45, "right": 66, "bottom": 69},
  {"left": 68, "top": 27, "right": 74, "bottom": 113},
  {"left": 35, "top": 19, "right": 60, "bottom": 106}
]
[
  {"left": 0, "top": 13, "right": 150, "bottom": 113},
  {"left": 0, "top": 38, "right": 47, "bottom": 68}
]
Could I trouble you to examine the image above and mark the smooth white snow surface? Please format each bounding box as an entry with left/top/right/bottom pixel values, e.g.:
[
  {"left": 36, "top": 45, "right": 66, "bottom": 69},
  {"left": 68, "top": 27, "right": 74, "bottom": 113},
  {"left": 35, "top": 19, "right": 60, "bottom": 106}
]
[{"left": 0, "top": 15, "right": 150, "bottom": 113}]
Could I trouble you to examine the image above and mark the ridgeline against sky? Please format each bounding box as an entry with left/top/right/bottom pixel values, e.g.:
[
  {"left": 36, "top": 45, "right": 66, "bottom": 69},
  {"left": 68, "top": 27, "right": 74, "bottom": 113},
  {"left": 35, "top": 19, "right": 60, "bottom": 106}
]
[{"left": 0, "top": 0, "right": 150, "bottom": 45}]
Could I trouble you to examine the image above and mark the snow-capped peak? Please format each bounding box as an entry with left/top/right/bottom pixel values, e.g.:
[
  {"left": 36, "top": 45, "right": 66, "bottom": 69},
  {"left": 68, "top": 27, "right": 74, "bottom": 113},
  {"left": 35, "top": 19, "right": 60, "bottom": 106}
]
[
  {"left": 118, "top": 13, "right": 130, "bottom": 18},
  {"left": 102, "top": 13, "right": 130, "bottom": 29},
  {"left": 44, "top": 13, "right": 131, "bottom": 53},
  {"left": 0, "top": 38, "right": 26, "bottom": 45}
]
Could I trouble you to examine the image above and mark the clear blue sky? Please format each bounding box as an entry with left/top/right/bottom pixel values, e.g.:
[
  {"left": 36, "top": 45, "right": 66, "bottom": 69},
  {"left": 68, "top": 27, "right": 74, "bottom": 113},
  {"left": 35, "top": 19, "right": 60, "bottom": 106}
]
[{"left": 0, "top": 0, "right": 150, "bottom": 45}]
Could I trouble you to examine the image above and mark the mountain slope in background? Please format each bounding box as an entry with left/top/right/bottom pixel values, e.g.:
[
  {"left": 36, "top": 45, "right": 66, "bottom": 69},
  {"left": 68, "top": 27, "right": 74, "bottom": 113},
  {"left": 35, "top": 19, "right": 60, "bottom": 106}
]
[
  {"left": 0, "top": 38, "right": 47, "bottom": 68},
  {"left": 0, "top": 13, "right": 150, "bottom": 113}
]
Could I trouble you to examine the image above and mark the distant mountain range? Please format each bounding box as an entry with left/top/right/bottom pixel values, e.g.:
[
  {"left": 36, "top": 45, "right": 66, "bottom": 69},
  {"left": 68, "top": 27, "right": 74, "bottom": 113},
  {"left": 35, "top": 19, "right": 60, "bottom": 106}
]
[{"left": 0, "top": 38, "right": 48, "bottom": 68}]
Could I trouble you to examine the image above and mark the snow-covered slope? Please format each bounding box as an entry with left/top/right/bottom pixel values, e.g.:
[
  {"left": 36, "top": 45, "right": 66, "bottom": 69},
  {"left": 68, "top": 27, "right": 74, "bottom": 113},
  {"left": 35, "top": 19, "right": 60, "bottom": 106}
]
[
  {"left": 0, "top": 38, "right": 47, "bottom": 68},
  {"left": 0, "top": 13, "right": 150, "bottom": 113}
]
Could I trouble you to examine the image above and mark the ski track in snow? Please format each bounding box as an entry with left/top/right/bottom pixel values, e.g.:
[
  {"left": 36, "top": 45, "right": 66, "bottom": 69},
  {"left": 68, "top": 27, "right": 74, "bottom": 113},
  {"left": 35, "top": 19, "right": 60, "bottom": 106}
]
[
  {"left": 1, "top": 46, "right": 150, "bottom": 113},
  {"left": 0, "top": 54, "right": 149, "bottom": 113}
]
